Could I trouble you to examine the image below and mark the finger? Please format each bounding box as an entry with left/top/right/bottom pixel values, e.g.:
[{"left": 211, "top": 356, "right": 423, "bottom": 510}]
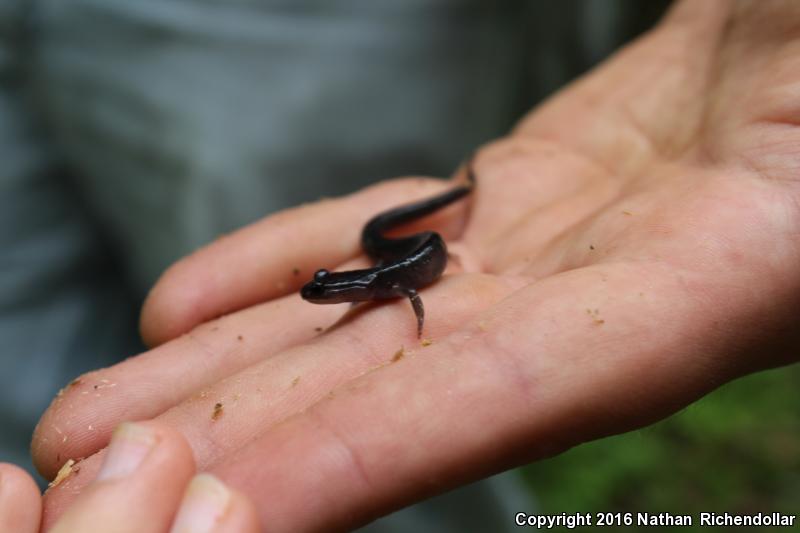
[
  {"left": 40, "top": 272, "right": 524, "bottom": 522},
  {"left": 201, "top": 261, "right": 761, "bottom": 531},
  {"left": 169, "top": 474, "right": 259, "bottom": 533},
  {"left": 0, "top": 463, "right": 41, "bottom": 533},
  {"left": 46, "top": 422, "right": 194, "bottom": 533},
  {"left": 141, "top": 176, "right": 471, "bottom": 347},
  {"left": 33, "top": 288, "right": 345, "bottom": 480}
]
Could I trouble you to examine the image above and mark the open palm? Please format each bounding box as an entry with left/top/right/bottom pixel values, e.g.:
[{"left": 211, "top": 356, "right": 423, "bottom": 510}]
[{"left": 36, "top": 2, "right": 800, "bottom": 531}]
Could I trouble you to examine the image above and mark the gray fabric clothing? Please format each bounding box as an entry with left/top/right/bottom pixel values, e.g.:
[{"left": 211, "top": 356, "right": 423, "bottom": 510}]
[{"left": 1, "top": 0, "right": 669, "bottom": 530}]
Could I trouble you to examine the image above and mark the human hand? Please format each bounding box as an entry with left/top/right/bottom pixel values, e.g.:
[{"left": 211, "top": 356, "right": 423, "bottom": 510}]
[
  {"left": 34, "top": 0, "right": 800, "bottom": 530},
  {"left": 3, "top": 423, "right": 257, "bottom": 533}
]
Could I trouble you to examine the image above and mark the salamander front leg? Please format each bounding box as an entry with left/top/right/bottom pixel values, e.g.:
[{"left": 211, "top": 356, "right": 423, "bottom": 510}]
[{"left": 406, "top": 289, "right": 424, "bottom": 338}]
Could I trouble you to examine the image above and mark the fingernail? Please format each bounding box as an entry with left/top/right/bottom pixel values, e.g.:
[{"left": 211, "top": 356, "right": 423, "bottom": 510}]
[
  {"left": 170, "top": 474, "right": 232, "bottom": 533},
  {"left": 96, "top": 423, "right": 157, "bottom": 481}
]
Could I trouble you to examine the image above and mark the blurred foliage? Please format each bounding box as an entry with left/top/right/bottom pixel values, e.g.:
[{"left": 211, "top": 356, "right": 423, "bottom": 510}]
[{"left": 520, "top": 364, "right": 800, "bottom": 531}]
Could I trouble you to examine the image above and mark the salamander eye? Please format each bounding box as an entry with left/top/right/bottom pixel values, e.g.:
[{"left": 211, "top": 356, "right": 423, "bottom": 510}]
[{"left": 314, "top": 269, "right": 330, "bottom": 281}]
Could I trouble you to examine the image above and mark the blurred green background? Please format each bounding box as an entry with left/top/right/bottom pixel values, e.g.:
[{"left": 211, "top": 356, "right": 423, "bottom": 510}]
[{"left": 520, "top": 364, "right": 799, "bottom": 531}]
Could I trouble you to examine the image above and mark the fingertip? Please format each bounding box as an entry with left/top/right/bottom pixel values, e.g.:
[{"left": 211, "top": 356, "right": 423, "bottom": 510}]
[
  {"left": 0, "top": 463, "right": 42, "bottom": 533},
  {"left": 221, "top": 486, "right": 262, "bottom": 533},
  {"left": 116, "top": 421, "right": 197, "bottom": 479},
  {"left": 31, "top": 411, "right": 60, "bottom": 480},
  {"left": 41, "top": 455, "right": 101, "bottom": 532},
  {"left": 140, "top": 259, "right": 200, "bottom": 348},
  {"left": 31, "top": 379, "right": 91, "bottom": 481},
  {"left": 31, "top": 372, "right": 123, "bottom": 480},
  {"left": 170, "top": 474, "right": 260, "bottom": 533}
]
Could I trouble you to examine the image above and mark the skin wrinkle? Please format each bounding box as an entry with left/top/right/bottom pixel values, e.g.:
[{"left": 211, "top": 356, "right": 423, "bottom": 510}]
[
  {"left": 218, "top": 416, "right": 360, "bottom": 533},
  {"left": 317, "top": 336, "right": 523, "bottom": 526},
  {"left": 459, "top": 313, "right": 542, "bottom": 421},
  {"left": 535, "top": 200, "right": 628, "bottom": 275},
  {"left": 360, "top": 320, "right": 524, "bottom": 478},
  {"left": 319, "top": 327, "right": 387, "bottom": 376},
  {"left": 523, "top": 125, "right": 624, "bottom": 186},
  {"left": 175, "top": 384, "right": 283, "bottom": 467},
  {"left": 260, "top": 405, "right": 379, "bottom": 532},
  {"left": 179, "top": 358, "right": 298, "bottom": 445},
  {"left": 345, "top": 304, "right": 410, "bottom": 346},
  {"left": 329, "top": 302, "right": 389, "bottom": 340},
  {"left": 614, "top": 103, "right": 665, "bottom": 164},
  {"left": 698, "top": 4, "right": 797, "bottom": 166},
  {"left": 640, "top": 35, "right": 717, "bottom": 159},
  {"left": 745, "top": 133, "right": 800, "bottom": 186},
  {"left": 498, "top": 155, "right": 609, "bottom": 238},
  {"left": 579, "top": 337, "right": 709, "bottom": 440},
  {"left": 304, "top": 402, "right": 376, "bottom": 500},
  {"left": 653, "top": 258, "right": 793, "bottom": 378},
  {"left": 185, "top": 330, "right": 224, "bottom": 361},
  {"left": 470, "top": 143, "right": 620, "bottom": 274},
  {"left": 172, "top": 407, "right": 229, "bottom": 469},
  {"left": 437, "top": 323, "right": 587, "bottom": 471}
]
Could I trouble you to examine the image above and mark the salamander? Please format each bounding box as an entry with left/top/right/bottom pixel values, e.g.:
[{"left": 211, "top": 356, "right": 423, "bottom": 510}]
[{"left": 300, "top": 163, "right": 475, "bottom": 337}]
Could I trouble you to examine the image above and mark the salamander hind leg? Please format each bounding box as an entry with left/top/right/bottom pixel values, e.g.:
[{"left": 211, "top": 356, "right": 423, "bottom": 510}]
[{"left": 405, "top": 289, "right": 424, "bottom": 338}]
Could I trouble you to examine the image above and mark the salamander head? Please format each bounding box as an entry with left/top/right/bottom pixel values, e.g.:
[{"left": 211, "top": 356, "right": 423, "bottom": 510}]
[
  {"left": 300, "top": 268, "right": 375, "bottom": 304},
  {"left": 300, "top": 269, "right": 331, "bottom": 301}
]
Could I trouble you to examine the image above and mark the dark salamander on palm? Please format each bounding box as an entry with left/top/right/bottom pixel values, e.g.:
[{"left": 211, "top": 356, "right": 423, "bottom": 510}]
[{"left": 301, "top": 164, "right": 475, "bottom": 337}]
